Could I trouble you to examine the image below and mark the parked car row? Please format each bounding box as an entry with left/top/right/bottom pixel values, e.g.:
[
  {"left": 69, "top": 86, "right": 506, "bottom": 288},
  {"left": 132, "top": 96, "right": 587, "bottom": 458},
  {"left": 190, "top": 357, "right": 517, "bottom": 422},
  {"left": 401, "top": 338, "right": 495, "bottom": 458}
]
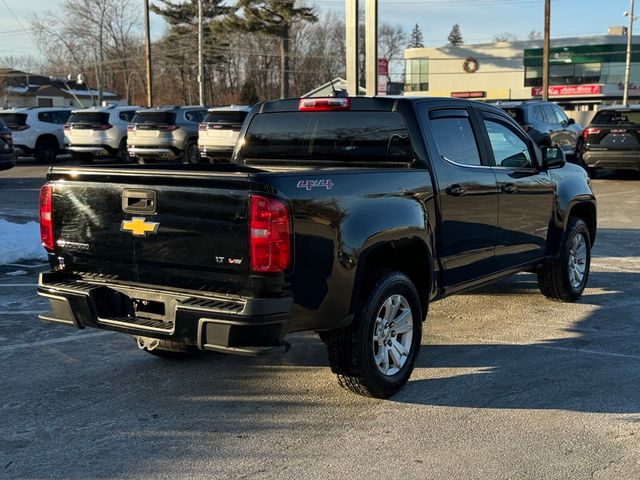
[
  {"left": 2, "top": 102, "right": 639, "bottom": 176},
  {"left": 0, "top": 104, "right": 252, "bottom": 166}
]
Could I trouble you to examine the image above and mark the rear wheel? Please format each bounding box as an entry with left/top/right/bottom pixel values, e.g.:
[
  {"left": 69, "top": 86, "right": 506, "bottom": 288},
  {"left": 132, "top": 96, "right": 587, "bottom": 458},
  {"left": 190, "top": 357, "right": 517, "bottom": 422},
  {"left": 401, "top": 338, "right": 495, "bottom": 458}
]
[
  {"left": 118, "top": 138, "right": 133, "bottom": 163},
  {"left": 134, "top": 337, "right": 197, "bottom": 359},
  {"left": 323, "top": 271, "right": 423, "bottom": 398},
  {"left": 538, "top": 217, "right": 591, "bottom": 302},
  {"left": 34, "top": 137, "right": 58, "bottom": 163},
  {"left": 183, "top": 140, "right": 199, "bottom": 164}
]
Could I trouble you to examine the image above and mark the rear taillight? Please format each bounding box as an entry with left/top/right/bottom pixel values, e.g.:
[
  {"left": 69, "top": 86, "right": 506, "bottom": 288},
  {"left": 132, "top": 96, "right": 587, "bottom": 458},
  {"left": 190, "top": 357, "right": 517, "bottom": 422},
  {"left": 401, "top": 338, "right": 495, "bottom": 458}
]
[
  {"left": 63, "top": 123, "right": 71, "bottom": 131},
  {"left": 249, "top": 195, "right": 290, "bottom": 273},
  {"left": 583, "top": 127, "right": 600, "bottom": 138},
  {"left": 522, "top": 124, "right": 532, "bottom": 132},
  {"left": 199, "top": 124, "right": 208, "bottom": 131},
  {"left": 96, "top": 124, "right": 113, "bottom": 131},
  {"left": 298, "top": 97, "right": 350, "bottom": 111},
  {"left": 127, "top": 125, "right": 136, "bottom": 132},
  {"left": 39, "top": 184, "right": 54, "bottom": 251},
  {"left": 160, "top": 124, "right": 179, "bottom": 132}
]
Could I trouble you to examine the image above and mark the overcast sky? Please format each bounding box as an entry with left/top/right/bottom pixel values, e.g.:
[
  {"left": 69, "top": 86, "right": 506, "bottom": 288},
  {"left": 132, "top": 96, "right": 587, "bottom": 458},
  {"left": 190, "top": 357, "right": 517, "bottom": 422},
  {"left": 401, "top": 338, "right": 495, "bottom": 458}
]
[{"left": 0, "top": 0, "right": 632, "bottom": 58}]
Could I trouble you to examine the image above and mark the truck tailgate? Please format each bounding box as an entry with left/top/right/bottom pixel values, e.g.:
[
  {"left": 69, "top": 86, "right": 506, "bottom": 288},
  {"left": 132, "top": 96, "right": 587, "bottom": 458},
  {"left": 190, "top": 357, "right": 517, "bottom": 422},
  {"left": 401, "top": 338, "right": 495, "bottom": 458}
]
[{"left": 49, "top": 168, "right": 252, "bottom": 295}]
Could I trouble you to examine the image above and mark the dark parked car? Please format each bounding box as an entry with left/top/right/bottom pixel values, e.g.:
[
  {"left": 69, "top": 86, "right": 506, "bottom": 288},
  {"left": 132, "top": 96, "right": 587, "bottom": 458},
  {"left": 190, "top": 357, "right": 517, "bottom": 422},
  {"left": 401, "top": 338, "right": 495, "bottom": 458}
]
[
  {"left": 581, "top": 105, "right": 640, "bottom": 177},
  {"left": 0, "top": 118, "right": 16, "bottom": 171},
  {"left": 495, "top": 100, "right": 583, "bottom": 161}
]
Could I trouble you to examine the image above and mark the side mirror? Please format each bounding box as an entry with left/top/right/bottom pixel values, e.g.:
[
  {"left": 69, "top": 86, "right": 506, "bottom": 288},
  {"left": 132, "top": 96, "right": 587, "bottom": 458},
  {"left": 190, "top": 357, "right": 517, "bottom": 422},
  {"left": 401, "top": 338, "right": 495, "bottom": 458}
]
[
  {"left": 567, "top": 118, "right": 576, "bottom": 125},
  {"left": 542, "top": 146, "right": 566, "bottom": 169}
]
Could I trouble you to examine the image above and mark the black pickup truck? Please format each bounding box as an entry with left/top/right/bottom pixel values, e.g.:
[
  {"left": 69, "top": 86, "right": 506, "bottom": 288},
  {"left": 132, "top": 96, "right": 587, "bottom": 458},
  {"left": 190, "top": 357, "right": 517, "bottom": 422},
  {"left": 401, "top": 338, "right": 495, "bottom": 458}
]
[{"left": 37, "top": 97, "right": 596, "bottom": 398}]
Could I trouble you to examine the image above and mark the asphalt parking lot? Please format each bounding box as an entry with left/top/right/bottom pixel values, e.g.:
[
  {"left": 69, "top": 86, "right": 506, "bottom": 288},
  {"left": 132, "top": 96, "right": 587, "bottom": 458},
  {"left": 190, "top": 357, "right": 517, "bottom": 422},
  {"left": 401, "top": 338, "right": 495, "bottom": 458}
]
[{"left": 1, "top": 158, "right": 639, "bottom": 479}]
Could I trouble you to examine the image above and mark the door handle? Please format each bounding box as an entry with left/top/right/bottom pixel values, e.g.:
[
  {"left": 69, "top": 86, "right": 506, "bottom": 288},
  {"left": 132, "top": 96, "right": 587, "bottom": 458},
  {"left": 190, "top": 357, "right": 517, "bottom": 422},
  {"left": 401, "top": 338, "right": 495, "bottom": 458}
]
[
  {"left": 446, "top": 184, "right": 466, "bottom": 197},
  {"left": 501, "top": 183, "right": 518, "bottom": 194}
]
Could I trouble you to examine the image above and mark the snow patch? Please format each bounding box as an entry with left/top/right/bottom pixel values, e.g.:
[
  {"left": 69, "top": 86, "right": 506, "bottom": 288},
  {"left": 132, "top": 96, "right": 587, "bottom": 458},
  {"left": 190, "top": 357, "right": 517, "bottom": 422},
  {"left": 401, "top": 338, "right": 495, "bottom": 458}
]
[{"left": 0, "top": 220, "right": 47, "bottom": 265}]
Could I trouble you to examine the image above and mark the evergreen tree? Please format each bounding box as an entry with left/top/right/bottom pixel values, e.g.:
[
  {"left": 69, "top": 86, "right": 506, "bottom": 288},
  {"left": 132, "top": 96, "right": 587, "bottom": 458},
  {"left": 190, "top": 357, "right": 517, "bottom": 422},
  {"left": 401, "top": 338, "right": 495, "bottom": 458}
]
[
  {"left": 151, "top": 0, "right": 232, "bottom": 103},
  {"left": 407, "top": 23, "right": 424, "bottom": 48},
  {"left": 447, "top": 23, "right": 463, "bottom": 46},
  {"left": 239, "top": 80, "right": 259, "bottom": 104},
  {"left": 220, "top": 1, "right": 317, "bottom": 99}
]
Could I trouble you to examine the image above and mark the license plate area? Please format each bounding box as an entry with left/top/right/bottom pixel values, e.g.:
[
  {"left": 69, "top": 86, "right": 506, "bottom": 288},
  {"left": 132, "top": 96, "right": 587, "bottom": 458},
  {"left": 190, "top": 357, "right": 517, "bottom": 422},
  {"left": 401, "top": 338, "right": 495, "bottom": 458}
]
[{"left": 93, "top": 286, "right": 176, "bottom": 333}]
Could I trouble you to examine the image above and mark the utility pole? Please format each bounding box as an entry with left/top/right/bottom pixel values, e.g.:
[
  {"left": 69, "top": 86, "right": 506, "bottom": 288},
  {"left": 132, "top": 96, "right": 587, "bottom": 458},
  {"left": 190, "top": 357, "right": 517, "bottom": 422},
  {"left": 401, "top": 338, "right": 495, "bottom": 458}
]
[
  {"left": 345, "top": 0, "right": 359, "bottom": 96},
  {"left": 198, "top": 0, "right": 205, "bottom": 106},
  {"left": 144, "top": 0, "right": 153, "bottom": 107},
  {"left": 624, "top": 0, "right": 635, "bottom": 105},
  {"left": 542, "top": 0, "right": 550, "bottom": 101},
  {"left": 365, "top": 0, "right": 378, "bottom": 96}
]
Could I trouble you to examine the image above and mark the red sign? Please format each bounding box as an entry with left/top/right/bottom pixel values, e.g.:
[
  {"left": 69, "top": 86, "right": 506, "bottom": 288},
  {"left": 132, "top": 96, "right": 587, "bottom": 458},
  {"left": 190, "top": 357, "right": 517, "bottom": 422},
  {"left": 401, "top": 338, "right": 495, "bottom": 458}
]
[
  {"left": 451, "top": 91, "right": 486, "bottom": 99},
  {"left": 531, "top": 84, "right": 602, "bottom": 97},
  {"left": 377, "top": 58, "right": 389, "bottom": 76}
]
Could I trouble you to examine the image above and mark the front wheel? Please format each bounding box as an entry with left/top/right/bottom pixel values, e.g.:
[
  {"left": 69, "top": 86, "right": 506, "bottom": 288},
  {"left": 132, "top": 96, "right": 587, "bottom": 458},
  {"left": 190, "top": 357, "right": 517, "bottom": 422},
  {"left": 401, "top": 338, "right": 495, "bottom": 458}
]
[
  {"left": 323, "top": 271, "right": 423, "bottom": 398},
  {"left": 538, "top": 217, "right": 591, "bottom": 302}
]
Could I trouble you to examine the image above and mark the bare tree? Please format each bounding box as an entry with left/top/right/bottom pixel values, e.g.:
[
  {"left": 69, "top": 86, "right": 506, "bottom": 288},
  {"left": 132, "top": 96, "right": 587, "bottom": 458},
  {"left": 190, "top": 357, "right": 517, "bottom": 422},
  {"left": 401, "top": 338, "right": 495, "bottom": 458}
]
[{"left": 31, "top": 0, "right": 143, "bottom": 105}]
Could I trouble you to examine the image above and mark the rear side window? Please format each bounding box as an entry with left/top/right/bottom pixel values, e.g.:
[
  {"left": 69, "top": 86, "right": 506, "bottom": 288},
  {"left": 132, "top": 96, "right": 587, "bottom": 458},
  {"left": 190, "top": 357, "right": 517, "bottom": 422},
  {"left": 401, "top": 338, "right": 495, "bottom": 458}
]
[
  {"left": 38, "top": 111, "right": 69, "bottom": 124},
  {"left": 503, "top": 108, "right": 524, "bottom": 124},
  {"left": 118, "top": 110, "right": 137, "bottom": 122},
  {"left": 430, "top": 116, "right": 481, "bottom": 166},
  {"left": 592, "top": 110, "right": 640, "bottom": 125},
  {"left": 203, "top": 111, "right": 248, "bottom": 126},
  {"left": 239, "top": 111, "right": 413, "bottom": 163},
  {"left": 68, "top": 112, "right": 109, "bottom": 125},
  {"left": 184, "top": 109, "right": 207, "bottom": 122},
  {"left": 132, "top": 112, "right": 176, "bottom": 125},
  {"left": 0, "top": 113, "right": 27, "bottom": 129}
]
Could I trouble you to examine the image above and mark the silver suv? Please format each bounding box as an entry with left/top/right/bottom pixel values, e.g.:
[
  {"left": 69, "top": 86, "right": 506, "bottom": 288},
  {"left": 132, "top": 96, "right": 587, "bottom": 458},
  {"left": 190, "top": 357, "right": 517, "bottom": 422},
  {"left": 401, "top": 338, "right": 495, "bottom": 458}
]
[
  {"left": 0, "top": 107, "right": 71, "bottom": 162},
  {"left": 64, "top": 106, "right": 140, "bottom": 163},
  {"left": 198, "top": 105, "right": 251, "bottom": 162},
  {"left": 127, "top": 106, "right": 207, "bottom": 164}
]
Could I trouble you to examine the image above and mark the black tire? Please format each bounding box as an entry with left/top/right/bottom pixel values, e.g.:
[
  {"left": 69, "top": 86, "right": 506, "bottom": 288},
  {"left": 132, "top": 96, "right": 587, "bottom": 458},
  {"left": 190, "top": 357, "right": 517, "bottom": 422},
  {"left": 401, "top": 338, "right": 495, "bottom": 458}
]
[
  {"left": 34, "top": 137, "right": 58, "bottom": 163},
  {"left": 538, "top": 217, "right": 591, "bottom": 302},
  {"left": 118, "top": 138, "right": 133, "bottom": 163},
  {"left": 587, "top": 167, "right": 597, "bottom": 179},
  {"left": 183, "top": 140, "right": 199, "bottom": 164},
  {"left": 135, "top": 337, "right": 197, "bottom": 359},
  {"left": 323, "top": 271, "right": 423, "bottom": 398}
]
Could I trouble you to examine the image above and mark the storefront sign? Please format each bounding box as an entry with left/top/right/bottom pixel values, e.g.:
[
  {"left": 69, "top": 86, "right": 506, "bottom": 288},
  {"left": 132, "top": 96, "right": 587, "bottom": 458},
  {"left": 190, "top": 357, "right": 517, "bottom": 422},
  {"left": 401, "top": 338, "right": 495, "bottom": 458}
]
[
  {"left": 451, "top": 91, "right": 486, "bottom": 98},
  {"left": 531, "top": 84, "right": 602, "bottom": 96}
]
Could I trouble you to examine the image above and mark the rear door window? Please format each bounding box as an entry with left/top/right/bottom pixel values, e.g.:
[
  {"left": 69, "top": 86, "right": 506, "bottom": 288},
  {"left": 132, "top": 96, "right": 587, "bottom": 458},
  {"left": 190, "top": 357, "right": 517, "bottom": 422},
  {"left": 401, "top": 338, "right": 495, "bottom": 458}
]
[
  {"left": 429, "top": 112, "right": 482, "bottom": 166},
  {"left": 592, "top": 110, "right": 640, "bottom": 125},
  {"left": 240, "top": 111, "right": 413, "bottom": 163},
  {"left": 203, "top": 111, "right": 248, "bottom": 129},
  {"left": 132, "top": 112, "right": 176, "bottom": 125},
  {"left": 68, "top": 112, "right": 110, "bottom": 125},
  {"left": 119, "top": 110, "right": 137, "bottom": 122},
  {"left": 0, "top": 113, "right": 27, "bottom": 129},
  {"left": 503, "top": 108, "right": 524, "bottom": 124},
  {"left": 184, "top": 109, "right": 207, "bottom": 122}
]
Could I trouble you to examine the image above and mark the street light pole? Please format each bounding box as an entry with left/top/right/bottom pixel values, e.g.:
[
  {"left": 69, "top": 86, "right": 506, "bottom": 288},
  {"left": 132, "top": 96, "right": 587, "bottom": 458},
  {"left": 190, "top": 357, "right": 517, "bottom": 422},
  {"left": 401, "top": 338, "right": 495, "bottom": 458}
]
[
  {"left": 198, "top": 0, "right": 205, "bottom": 106},
  {"left": 542, "top": 0, "right": 550, "bottom": 101},
  {"left": 623, "top": 0, "right": 635, "bottom": 106},
  {"left": 144, "top": 0, "right": 153, "bottom": 107}
]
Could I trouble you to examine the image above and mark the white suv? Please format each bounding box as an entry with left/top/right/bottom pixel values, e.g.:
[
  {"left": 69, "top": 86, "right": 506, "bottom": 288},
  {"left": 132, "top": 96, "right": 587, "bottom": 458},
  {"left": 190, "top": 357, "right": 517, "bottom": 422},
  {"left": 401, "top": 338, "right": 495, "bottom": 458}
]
[
  {"left": 0, "top": 108, "right": 71, "bottom": 162},
  {"left": 64, "top": 106, "right": 140, "bottom": 163},
  {"left": 198, "top": 105, "right": 251, "bottom": 161}
]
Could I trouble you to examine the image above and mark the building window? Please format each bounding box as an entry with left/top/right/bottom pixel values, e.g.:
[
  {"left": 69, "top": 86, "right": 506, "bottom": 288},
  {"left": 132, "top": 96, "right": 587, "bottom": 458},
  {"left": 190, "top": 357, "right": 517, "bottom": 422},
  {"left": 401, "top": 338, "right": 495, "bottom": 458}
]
[
  {"left": 525, "top": 62, "right": 640, "bottom": 86},
  {"left": 405, "top": 58, "right": 429, "bottom": 92}
]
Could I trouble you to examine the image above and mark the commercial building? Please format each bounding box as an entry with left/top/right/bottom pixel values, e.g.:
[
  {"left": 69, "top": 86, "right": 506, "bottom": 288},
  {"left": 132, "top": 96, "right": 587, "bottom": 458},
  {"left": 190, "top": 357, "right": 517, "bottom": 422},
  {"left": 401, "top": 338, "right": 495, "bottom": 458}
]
[{"left": 404, "top": 31, "right": 640, "bottom": 111}]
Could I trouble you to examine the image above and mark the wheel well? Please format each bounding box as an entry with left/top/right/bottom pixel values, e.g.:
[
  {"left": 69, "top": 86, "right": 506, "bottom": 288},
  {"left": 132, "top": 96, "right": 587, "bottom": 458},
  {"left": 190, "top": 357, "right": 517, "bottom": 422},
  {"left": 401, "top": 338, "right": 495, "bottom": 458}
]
[
  {"left": 36, "top": 134, "right": 60, "bottom": 150},
  {"left": 357, "top": 239, "right": 432, "bottom": 317},
  {"left": 569, "top": 202, "right": 597, "bottom": 245}
]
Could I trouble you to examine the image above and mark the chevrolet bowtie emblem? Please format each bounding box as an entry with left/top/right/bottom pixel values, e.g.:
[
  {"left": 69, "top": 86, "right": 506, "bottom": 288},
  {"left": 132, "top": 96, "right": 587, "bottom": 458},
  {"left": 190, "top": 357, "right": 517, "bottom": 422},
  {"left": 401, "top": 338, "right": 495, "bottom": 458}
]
[{"left": 121, "top": 217, "right": 160, "bottom": 237}]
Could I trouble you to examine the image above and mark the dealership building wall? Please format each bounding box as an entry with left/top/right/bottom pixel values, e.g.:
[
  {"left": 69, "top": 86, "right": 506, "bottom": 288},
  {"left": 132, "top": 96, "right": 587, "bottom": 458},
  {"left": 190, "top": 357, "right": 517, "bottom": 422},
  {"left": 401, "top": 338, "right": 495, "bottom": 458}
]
[{"left": 404, "top": 34, "right": 640, "bottom": 112}]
